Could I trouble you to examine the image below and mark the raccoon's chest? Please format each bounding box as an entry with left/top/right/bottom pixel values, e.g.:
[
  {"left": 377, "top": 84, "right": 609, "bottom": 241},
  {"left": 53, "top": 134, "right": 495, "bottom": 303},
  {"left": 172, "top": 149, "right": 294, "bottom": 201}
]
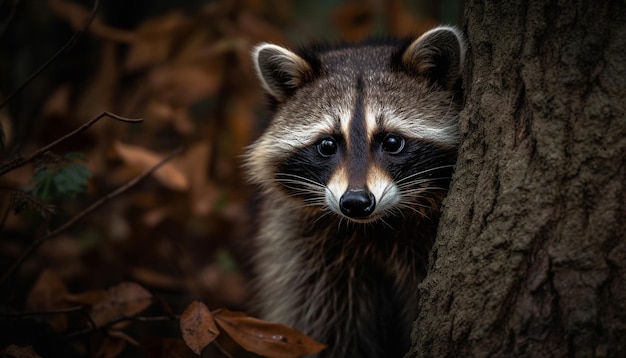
[
  {"left": 297, "top": 226, "right": 421, "bottom": 357},
  {"left": 300, "top": 217, "right": 430, "bottom": 280}
]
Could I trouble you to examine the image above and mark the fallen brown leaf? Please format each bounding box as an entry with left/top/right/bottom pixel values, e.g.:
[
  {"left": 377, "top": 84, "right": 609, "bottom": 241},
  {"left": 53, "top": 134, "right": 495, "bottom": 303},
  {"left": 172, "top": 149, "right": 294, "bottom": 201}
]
[
  {"left": 64, "top": 289, "right": 108, "bottom": 306},
  {"left": 90, "top": 282, "right": 153, "bottom": 328},
  {"left": 114, "top": 141, "right": 189, "bottom": 191},
  {"left": 214, "top": 309, "right": 326, "bottom": 358},
  {"left": 179, "top": 301, "right": 220, "bottom": 355}
]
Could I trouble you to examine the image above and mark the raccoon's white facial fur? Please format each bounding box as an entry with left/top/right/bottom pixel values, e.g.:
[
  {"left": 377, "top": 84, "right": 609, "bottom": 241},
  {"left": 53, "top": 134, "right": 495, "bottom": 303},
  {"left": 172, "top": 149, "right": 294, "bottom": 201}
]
[{"left": 247, "top": 26, "right": 466, "bottom": 358}]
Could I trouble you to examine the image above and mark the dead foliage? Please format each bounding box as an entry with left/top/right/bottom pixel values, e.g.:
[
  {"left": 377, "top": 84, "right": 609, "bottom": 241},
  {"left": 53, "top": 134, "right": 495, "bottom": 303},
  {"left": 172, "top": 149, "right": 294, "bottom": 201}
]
[{"left": 0, "top": 0, "right": 455, "bottom": 356}]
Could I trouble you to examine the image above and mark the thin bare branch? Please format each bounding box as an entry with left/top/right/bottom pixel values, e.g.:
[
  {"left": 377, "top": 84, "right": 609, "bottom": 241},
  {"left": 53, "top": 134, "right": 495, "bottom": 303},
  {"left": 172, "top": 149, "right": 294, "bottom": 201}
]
[
  {"left": 0, "top": 146, "right": 183, "bottom": 288},
  {"left": 64, "top": 313, "right": 182, "bottom": 340},
  {"left": 0, "top": 111, "right": 143, "bottom": 177},
  {"left": 0, "top": 305, "right": 86, "bottom": 318},
  {"left": 0, "top": 0, "right": 100, "bottom": 110}
]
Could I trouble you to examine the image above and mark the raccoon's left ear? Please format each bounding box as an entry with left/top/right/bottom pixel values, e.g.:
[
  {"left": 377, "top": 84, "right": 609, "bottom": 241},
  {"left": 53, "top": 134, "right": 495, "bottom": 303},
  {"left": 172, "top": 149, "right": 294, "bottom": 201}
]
[
  {"left": 252, "top": 43, "right": 314, "bottom": 102},
  {"left": 401, "top": 26, "right": 466, "bottom": 89}
]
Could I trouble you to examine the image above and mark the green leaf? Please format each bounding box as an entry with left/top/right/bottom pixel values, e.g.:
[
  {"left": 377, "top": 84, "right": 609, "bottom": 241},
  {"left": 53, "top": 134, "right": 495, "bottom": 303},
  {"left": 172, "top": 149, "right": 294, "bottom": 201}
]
[
  {"left": 51, "top": 162, "right": 91, "bottom": 198},
  {"left": 27, "top": 151, "right": 92, "bottom": 202}
]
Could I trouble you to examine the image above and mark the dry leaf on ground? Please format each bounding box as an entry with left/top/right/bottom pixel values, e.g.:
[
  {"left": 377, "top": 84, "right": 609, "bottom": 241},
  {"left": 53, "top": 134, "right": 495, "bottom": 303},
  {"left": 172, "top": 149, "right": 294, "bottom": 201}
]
[
  {"left": 179, "top": 301, "right": 220, "bottom": 355},
  {"left": 89, "top": 281, "right": 153, "bottom": 328},
  {"left": 214, "top": 309, "right": 326, "bottom": 358},
  {"left": 64, "top": 289, "right": 108, "bottom": 305},
  {"left": 114, "top": 141, "right": 189, "bottom": 191}
]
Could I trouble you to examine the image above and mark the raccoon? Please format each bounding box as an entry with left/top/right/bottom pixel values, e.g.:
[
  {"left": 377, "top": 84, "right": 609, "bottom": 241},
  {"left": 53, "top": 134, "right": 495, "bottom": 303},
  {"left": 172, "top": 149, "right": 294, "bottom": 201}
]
[{"left": 245, "top": 26, "right": 465, "bottom": 358}]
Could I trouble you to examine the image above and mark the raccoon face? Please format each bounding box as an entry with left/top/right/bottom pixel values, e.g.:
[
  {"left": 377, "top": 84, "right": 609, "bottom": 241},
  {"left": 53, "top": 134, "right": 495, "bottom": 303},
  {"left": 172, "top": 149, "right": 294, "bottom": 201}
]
[{"left": 247, "top": 26, "right": 465, "bottom": 224}]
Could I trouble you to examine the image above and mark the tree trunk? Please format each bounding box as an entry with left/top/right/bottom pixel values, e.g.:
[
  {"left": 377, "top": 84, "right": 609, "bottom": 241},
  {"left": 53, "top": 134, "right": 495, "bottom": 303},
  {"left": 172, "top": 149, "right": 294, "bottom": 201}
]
[{"left": 408, "top": 1, "right": 626, "bottom": 357}]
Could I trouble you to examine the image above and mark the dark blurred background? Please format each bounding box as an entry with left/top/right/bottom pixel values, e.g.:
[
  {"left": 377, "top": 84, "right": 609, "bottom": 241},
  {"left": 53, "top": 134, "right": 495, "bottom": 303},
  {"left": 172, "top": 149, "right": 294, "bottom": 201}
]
[{"left": 0, "top": 0, "right": 462, "bottom": 355}]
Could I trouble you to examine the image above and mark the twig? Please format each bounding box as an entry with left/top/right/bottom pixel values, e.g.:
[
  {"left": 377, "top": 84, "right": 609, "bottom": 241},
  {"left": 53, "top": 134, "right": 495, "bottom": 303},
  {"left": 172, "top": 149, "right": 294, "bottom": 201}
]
[
  {"left": 0, "top": 111, "right": 143, "bottom": 177},
  {"left": 0, "top": 0, "right": 100, "bottom": 110},
  {"left": 0, "top": 304, "right": 95, "bottom": 329},
  {"left": 0, "top": 147, "right": 183, "bottom": 288},
  {"left": 0, "top": 305, "right": 85, "bottom": 318},
  {"left": 64, "top": 313, "right": 182, "bottom": 340}
]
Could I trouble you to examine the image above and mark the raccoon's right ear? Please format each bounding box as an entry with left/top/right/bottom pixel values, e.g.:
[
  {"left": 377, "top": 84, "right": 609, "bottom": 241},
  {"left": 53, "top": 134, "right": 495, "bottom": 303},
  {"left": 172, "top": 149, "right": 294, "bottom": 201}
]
[
  {"left": 401, "top": 26, "right": 466, "bottom": 90},
  {"left": 252, "top": 43, "right": 313, "bottom": 102}
]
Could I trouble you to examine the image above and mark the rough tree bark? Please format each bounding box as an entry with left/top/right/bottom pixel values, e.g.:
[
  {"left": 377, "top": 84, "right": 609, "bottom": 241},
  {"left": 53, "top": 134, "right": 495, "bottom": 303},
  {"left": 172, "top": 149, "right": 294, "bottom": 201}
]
[{"left": 408, "top": 1, "right": 625, "bottom": 357}]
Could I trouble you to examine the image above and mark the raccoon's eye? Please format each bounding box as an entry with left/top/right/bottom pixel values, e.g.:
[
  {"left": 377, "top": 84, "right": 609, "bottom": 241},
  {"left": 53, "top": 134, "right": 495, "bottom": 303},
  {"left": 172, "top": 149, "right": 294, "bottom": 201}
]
[
  {"left": 317, "top": 138, "right": 337, "bottom": 157},
  {"left": 382, "top": 133, "right": 405, "bottom": 154}
]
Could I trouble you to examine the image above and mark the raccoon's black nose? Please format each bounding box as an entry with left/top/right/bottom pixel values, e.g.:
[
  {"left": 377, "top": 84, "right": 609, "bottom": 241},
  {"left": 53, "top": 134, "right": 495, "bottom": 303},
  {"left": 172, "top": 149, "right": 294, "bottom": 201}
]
[{"left": 340, "top": 189, "right": 376, "bottom": 219}]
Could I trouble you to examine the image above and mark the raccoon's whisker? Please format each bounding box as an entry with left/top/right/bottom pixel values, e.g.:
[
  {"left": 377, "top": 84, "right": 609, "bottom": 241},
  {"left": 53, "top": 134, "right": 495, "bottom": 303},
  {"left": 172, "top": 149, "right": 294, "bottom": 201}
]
[
  {"left": 274, "top": 181, "right": 321, "bottom": 190},
  {"left": 402, "top": 153, "right": 454, "bottom": 168},
  {"left": 271, "top": 177, "right": 326, "bottom": 194},
  {"left": 302, "top": 197, "right": 325, "bottom": 203},
  {"left": 379, "top": 217, "right": 397, "bottom": 230},
  {"left": 442, "top": 93, "right": 457, "bottom": 121},
  {"left": 275, "top": 184, "right": 324, "bottom": 197},
  {"left": 278, "top": 200, "right": 326, "bottom": 212},
  {"left": 397, "top": 200, "right": 429, "bottom": 213},
  {"left": 338, "top": 216, "right": 351, "bottom": 231},
  {"left": 274, "top": 174, "right": 326, "bottom": 189},
  {"left": 278, "top": 185, "right": 322, "bottom": 196},
  {"left": 299, "top": 202, "right": 327, "bottom": 209},
  {"left": 396, "top": 203, "right": 431, "bottom": 220},
  {"left": 276, "top": 172, "right": 325, "bottom": 183},
  {"left": 392, "top": 206, "right": 409, "bottom": 221},
  {"left": 396, "top": 178, "right": 451, "bottom": 189},
  {"left": 394, "top": 165, "right": 454, "bottom": 185},
  {"left": 399, "top": 185, "right": 448, "bottom": 194},
  {"left": 394, "top": 171, "right": 451, "bottom": 187},
  {"left": 312, "top": 211, "right": 333, "bottom": 225},
  {"left": 396, "top": 184, "right": 448, "bottom": 196},
  {"left": 259, "top": 179, "right": 324, "bottom": 193}
]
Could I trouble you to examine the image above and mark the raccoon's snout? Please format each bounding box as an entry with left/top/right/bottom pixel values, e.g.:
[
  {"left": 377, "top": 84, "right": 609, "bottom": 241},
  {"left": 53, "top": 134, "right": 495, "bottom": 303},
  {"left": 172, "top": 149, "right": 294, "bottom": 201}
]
[{"left": 339, "top": 189, "right": 376, "bottom": 219}]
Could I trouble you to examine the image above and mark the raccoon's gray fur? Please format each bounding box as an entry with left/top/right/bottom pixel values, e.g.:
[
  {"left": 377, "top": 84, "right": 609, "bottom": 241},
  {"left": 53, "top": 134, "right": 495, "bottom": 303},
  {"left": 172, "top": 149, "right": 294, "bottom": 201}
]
[{"left": 245, "top": 26, "right": 465, "bottom": 358}]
